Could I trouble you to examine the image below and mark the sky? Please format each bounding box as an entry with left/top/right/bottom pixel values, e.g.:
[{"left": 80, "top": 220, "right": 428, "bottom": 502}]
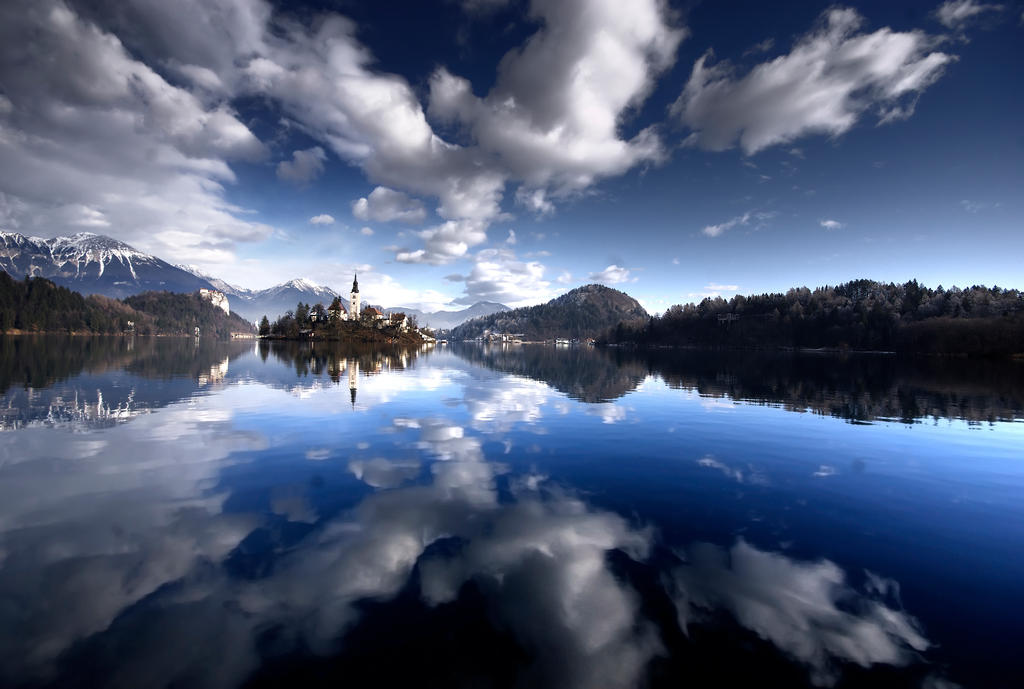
[{"left": 0, "top": 0, "right": 1021, "bottom": 312}]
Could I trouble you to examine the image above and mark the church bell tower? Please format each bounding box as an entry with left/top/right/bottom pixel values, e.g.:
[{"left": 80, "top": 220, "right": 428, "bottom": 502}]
[{"left": 350, "top": 273, "right": 360, "bottom": 320}]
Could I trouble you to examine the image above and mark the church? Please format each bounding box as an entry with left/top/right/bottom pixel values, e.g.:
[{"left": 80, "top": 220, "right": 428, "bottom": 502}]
[
  {"left": 327, "top": 274, "right": 361, "bottom": 321},
  {"left": 325, "top": 274, "right": 408, "bottom": 330}
]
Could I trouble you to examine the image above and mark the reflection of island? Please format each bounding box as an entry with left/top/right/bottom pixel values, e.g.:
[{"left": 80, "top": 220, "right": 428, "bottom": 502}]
[
  {"left": 348, "top": 357, "right": 358, "bottom": 408},
  {"left": 260, "top": 340, "right": 422, "bottom": 409},
  {"left": 454, "top": 343, "right": 1024, "bottom": 423}
]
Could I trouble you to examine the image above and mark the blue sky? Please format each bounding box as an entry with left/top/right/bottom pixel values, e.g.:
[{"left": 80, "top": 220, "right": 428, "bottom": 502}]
[{"left": 0, "top": 0, "right": 1021, "bottom": 311}]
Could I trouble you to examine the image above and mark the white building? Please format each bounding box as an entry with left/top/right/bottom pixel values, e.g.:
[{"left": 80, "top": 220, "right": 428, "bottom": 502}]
[
  {"left": 198, "top": 288, "right": 230, "bottom": 315},
  {"left": 349, "top": 274, "right": 360, "bottom": 322}
]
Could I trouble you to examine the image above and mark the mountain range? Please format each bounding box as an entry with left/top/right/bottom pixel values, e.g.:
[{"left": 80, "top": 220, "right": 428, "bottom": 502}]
[{"left": 0, "top": 231, "right": 508, "bottom": 326}]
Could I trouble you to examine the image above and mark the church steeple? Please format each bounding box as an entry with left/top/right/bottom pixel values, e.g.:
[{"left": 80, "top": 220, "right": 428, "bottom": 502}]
[{"left": 349, "top": 273, "right": 361, "bottom": 321}]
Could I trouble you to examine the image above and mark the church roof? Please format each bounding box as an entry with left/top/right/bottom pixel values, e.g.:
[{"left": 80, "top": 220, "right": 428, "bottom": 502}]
[{"left": 351, "top": 273, "right": 359, "bottom": 293}]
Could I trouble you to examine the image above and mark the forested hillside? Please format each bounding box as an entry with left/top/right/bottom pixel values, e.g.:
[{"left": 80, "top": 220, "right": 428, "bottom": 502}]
[
  {"left": 604, "top": 279, "right": 1024, "bottom": 356},
  {"left": 123, "top": 291, "right": 255, "bottom": 337},
  {"left": 452, "top": 284, "right": 648, "bottom": 341},
  {"left": 0, "top": 274, "right": 254, "bottom": 337}
]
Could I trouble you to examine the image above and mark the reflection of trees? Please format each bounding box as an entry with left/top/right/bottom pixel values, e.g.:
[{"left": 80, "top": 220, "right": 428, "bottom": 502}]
[
  {"left": 453, "top": 343, "right": 648, "bottom": 403},
  {"left": 636, "top": 349, "right": 1024, "bottom": 424},
  {"left": 0, "top": 336, "right": 253, "bottom": 394},
  {"left": 454, "top": 343, "right": 1024, "bottom": 422},
  {"left": 0, "top": 336, "right": 253, "bottom": 430}
]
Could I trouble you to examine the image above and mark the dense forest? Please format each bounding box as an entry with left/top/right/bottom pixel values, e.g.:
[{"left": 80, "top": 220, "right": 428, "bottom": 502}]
[
  {"left": 263, "top": 299, "right": 426, "bottom": 345},
  {"left": 123, "top": 291, "right": 254, "bottom": 337},
  {"left": 0, "top": 273, "right": 254, "bottom": 337},
  {"left": 603, "top": 279, "right": 1024, "bottom": 357},
  {"left": 452, "top": 284, "right": 648, "bottom": 341}
]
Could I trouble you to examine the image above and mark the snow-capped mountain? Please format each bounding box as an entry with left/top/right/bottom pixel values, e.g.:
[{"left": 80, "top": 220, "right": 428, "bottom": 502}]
[
  {"left": 174, "top": 266, "right": 344, "bottom": 322},
  {"left": 232, "top": 279, "right": 343, "bottom": 323},
  {"left": 1, "top": 231, "right": 515, "bottom": 326},
  {"left": 175, "top": 264, "right": 247, "bottom": 297},
  {"left": 0, "top": 231, "right": 215, "bottom": 298},
  {"left": 395, "top": 302, "right": 512, "bottom": 330}
]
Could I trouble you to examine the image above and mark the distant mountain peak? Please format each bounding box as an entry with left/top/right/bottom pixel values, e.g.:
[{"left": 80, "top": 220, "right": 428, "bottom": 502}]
[{"left": 283, "top": 278, "right": 327, "bottom": 292}]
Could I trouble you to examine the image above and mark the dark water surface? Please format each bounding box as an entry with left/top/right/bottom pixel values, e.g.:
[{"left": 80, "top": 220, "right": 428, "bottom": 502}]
[{"left": 1, "top": 336, "right": 1021, "bottom": 689}]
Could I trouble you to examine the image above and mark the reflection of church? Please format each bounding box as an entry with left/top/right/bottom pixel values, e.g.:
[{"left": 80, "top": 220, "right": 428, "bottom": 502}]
[{"left": 348, "top": 358, "right": 358, "bottom": 408}]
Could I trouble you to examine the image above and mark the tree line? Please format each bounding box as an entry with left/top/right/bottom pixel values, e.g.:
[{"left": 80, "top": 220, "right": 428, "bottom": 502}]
[
  {"left": 0, "top": 273, "right": 254, "bottom": 337},
  {"left": 602, "top": 279, "right": 1024, "bottom": 356}
]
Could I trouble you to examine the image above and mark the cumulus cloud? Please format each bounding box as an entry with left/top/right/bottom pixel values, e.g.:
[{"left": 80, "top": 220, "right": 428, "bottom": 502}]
[
  {"left": 430, "top": 0, "right": 684, "bottom": 196},
  {"left": 0, "top": 0, "right": 273, "bottom": 266},
  {"left": 673, "top": 8, "right": 955, "bottom": 154},
  {"left": 360, "top": 226, "right": 374, "bottom": 236},
  {"left": 454, "top": 248, "right": 554, "bottom": 306},
  {"left": 277, "top": 146, "right": 327, "bottom": 183},
  {"left": 588, "top": 264, "right": 632, "bottom": 285},
  {"left": 935, "top": 0, "right": 1004, "bottom": 29},
  {"left": 309, "top": 214, "right": 335, "bottom": 225},
  {"left": 820, "top": 219, "right": 845, "bottom": 230},
  {"left": 395, "top": 219, "right": 489, "bottom": 265},
  {"left": 352, "top": 186, "right": 427, "bottom": 224}
]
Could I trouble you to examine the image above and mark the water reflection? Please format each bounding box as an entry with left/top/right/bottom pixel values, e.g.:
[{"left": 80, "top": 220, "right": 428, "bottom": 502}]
[
  {"left": 460, "top": 343, "right": 1024, "bottom": 423},
  {"left": 0, "top": 337, "right": 1017, "bottom": 688}
]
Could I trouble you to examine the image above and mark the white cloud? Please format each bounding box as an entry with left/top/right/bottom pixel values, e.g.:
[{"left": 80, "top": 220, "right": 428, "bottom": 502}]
[
  {"left": 309, "top": 213, "right": 335, "bottom": 225},
  {"left": 505, "top": 229, "right": 517, "bottom": 245},
  {"left": 706, "top": 282, "right": 740, "bottom": 291},
  {"left": 515, "top": 186, "right": 556, "bottom": 216},
  {"left": 820, "top": 219, "right": 845, "bottom": 230},
  {"left": 395, "top": 219, "right": 489, "bottom": 265},
  {"left": 960, "top": 199, "right": 999, "bottom": 213},
  {"left": 276, "top": 146, "right": 326, "bottom": 183},
  {"left": 352, "top": 186, "right": 427, "bottom": 224},
  {"left": 0, "top": 0, "right": 273, "bottom": 265},
  {"left": 360, "top": 226, "right": 374, "bottom": 236},
  {"left": 702, "top": 211, "right": 751, "bottom": 238},
  {"left": 454, "top": 248, "right": 555, "bottom": 306},
  {"left": 588, "top": 264, "right": 632, "bottom": 285},
  {"left": 425, "top": 0, "right": 686, "bottom": 222},
  {"left": 673, "top": 8, "right": 955, "bottom": 154},
  {"left": 935, "top": 0, "right": 1003, "bottom": 29}
]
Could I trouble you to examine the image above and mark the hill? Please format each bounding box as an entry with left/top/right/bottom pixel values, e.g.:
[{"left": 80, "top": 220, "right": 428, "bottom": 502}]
[
  {"left": 451, "top": 284, "right": 648, "bottom": 341},
  {"left": 603, "top": 279, "right": 1024, "bottom": 357},
  {"left": 0, "top": 273, "right": 254, "bottom": 337}
]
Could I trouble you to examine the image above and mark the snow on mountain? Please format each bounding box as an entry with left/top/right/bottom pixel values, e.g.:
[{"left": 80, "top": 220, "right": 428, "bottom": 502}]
[
  {"left": 0, "top": 231, "right": 214, "bottom": 298},
  {"left": 0, "top": 231, "right": 510, "bottom": 327},
  {"left": 176, "top": 264, "right": 249, "bottom": 296}
]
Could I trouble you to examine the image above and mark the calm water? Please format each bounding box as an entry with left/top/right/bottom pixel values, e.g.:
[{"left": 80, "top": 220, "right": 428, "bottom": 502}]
[{"left": 1, "top": 337, "right": 1022, "bottom": 689}]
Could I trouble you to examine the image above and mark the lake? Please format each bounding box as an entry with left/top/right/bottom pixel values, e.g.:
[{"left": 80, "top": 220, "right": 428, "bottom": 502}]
[{"left": 1, "top": 336, "right": 1021, "bottom": 689}]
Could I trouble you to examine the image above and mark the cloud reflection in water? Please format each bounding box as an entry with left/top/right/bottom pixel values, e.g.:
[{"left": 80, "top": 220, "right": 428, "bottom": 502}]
[{"left": 0, "top": 343, "right": 951, "bottom": 689}]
